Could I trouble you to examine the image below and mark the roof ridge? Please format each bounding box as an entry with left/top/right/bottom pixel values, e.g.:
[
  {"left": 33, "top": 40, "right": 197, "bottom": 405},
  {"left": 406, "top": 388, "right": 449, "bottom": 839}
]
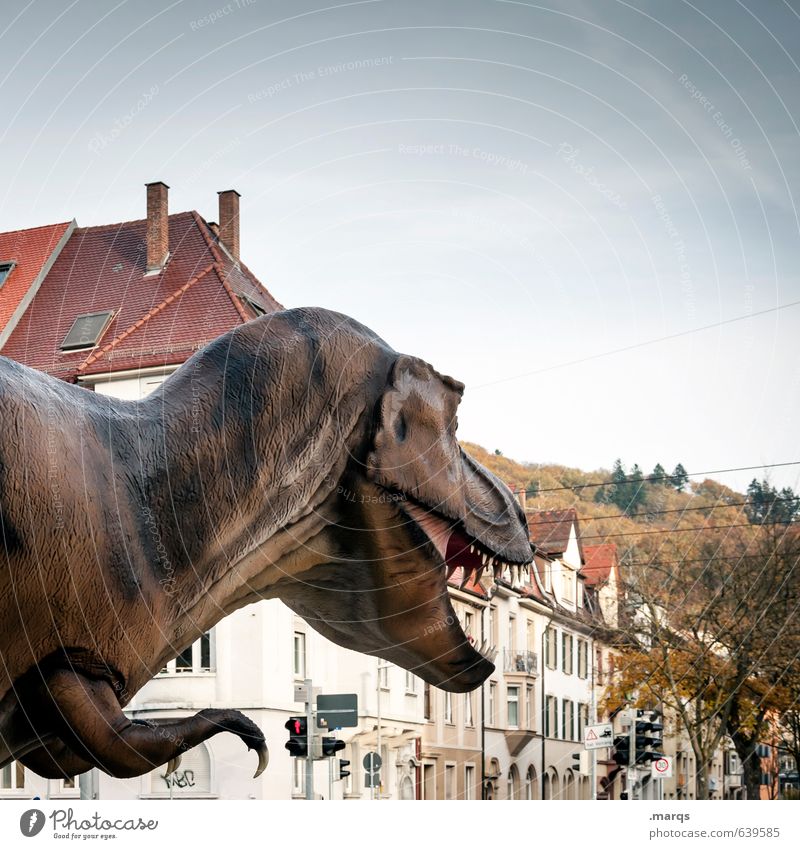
[
  {"left": 0, "top": 220, "right": 72, "bottom": 239},
  {"left": 77, "top": 263, "right": 215, "bottom": 371},
  {"left": 73, "top": 210, "right": 197, "bottom": 235},
  {"left": 190, "top": 211, "right": 250, "bottom": 324}
]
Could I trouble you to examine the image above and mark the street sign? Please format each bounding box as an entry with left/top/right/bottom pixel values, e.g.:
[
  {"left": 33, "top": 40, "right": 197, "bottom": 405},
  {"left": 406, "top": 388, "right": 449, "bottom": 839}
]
[
  {"left": 363, "top": 752, "right": 382, "bottom": 773},
  {"left": 316, "top": 693, "right": 359, "bottom": 728},
  {"left": 651, "top": 756, "right": 673, "bottom": 778},
  {"left": 584, "top": 723, "right": 613, "bottom": 750},
  {"left": 364, "top": 772, "right": 380, "bottom": 788},
  {"left": 294, "top": 682, "right": 310, "bottom": 703}
]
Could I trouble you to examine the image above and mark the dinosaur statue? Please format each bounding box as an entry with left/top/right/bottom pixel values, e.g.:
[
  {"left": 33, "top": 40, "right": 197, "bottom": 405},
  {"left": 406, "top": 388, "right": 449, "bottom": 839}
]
[{"left": 0, "top": 307, "right": 532, "bottom": 782}]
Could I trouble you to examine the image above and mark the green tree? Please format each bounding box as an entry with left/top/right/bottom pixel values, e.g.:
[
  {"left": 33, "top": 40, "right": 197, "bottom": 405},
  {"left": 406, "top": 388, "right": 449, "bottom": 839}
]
[
  {"left": 670, "top": 463, "right": 689, "bottom": 492},
  {"left": 650, "top": 462, "right": 667, "bottom": 485},
  {"left": 746, "top": 478, "right": 799, "bottom": 524}
]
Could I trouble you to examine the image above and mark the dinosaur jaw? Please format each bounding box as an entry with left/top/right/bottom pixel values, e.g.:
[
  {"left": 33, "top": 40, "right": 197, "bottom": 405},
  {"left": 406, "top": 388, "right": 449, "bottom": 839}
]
[{"left": 402, "top": 499, "right": 532, "bottom": 591}]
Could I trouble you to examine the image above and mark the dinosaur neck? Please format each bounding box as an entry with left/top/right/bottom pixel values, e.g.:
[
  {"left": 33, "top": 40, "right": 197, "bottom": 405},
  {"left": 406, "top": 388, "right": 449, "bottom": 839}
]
[{"left": 136, "top": 343, "right": 340, "bottom": 635}]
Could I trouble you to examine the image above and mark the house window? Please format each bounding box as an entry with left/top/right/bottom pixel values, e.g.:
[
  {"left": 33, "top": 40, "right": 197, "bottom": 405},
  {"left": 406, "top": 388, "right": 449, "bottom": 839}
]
[
  {"left": 562, "top": 698, "right": 574, "bottom": 741},
  {"left": 526, "top": 686, "right": 534, "bottom": 731},
  {"left": 464, "top": 610, "right": 473, "bottom": 639},
  {"left": 445, "top": 764, "right": 455, "bottom": 800},
  {"left": 544, "top": 559, "right": 553, "bottom": 591},
  {"left": 545, "top": 626, "right": 558, "bottom": 669},
  {"left": 0, "top": 762, "right": 24, "bottom": 790},
  {"left": 0, "top": 261, "right": 15, "bottom": 287},
  {"left": 378, "top": 662, "right": 390, "bottom": 689},
  {"left": 526, "top": 619, "right": 535, "bottom": 652},
  {"left": 60, "top": 310, "right": 114, "bottom": 351},
  {"left": 577, "top": 639, "right": 588, "bottom": 679},
  {"left": 293, "top": 632, "right": 306, "bottom": 679},
  {"left": 562, "top": 566, "right": 575, "bottom": 603},
  {"left": 562, "top": 633, "right": 573, "bottom": 675},
  {"left": 445, "top": 691, "right": 453, "bottom": 724},
  {"left": 488, "top": 605, "right": 498, "bottom": 646},
  {"left": 577, "top": 579, "right": 584, "bottom": 607},
  {"left": 507, "top": 686, "right": 520, "bottom": 728},
  {"left": 465, "top": 691, "right": 474, "bottom": 727},
  {"left": 424, "top": 682, "right": 432, "bottom": 720},
  {"left": 489, "top": 682, "right": 497, "bottom": 725},
  {"left": 596, "top": 649, "right": 604, "bottom": 685},
  {"left": 545, "top": 696, "right": 558, "bottom": 738},
  {"left": 508, "top": 614, "right": 516, "bottom": 651},
  {"left": 163, "top": 631, "right": 215, "bottom": 674},
  {"left": 464, "top": 764, "right": 475, "bottom": 800},
  {"left": 405, "top": 670, "right": 416, "bottom": 694}
]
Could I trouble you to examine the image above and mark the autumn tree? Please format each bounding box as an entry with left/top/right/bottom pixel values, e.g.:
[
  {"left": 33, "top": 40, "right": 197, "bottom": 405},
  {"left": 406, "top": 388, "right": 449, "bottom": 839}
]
[{"left": 605, "top": 522, "right": 800, "bottom": 800}]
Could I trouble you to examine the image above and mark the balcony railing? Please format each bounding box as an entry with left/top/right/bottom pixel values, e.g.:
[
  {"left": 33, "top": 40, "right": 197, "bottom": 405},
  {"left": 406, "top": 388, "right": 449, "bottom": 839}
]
[{"left": 503, "top": 649, "right": 538, "bottom": 675}]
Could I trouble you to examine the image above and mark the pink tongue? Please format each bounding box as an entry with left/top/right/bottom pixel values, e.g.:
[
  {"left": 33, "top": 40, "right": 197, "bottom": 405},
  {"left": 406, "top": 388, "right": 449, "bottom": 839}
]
[{"left": 403, "top": 502, "right": 455, "bottom": 558}]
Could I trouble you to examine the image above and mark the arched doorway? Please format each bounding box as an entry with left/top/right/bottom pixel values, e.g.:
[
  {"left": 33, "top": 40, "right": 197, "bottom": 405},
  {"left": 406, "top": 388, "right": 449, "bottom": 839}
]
[
  {"left": 564, "top": 768, "right": 576, "bottom": 800},
  {"left": 543, "top": 767, "right": 559, "bottom": 799},
  {"left": 525, "top": 766, "right": 538, "bottom": 800},
  {"left": 399, "top": 776, "right": 414, "bottom": 800}
]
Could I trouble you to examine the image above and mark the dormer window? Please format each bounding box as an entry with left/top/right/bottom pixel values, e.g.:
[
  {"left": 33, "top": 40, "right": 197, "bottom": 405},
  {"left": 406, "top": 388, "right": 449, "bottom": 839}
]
[
  {"left": 60, "top": 310, "right": 114, "bottom": 351},
  {"left": 0, "top": 261, "right": 15, "bottom": 287},
  {"left": 239, "top": 294, "right": 267, "bottom": 318}
]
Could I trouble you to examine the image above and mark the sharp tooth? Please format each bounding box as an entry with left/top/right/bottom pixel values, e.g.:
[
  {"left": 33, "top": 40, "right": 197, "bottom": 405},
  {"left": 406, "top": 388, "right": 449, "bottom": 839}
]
[
  {"left": 470, "top": 544, "right": 475, "bottom": 554},
  {"left": 460, "top": 567, "right": 472, "bottom": 589},
  {"left": 481, "top": 553, "right": 488, "bottom": 566},
  {"left": 475, "top": 565, "right": 485, "bottom": 584}
]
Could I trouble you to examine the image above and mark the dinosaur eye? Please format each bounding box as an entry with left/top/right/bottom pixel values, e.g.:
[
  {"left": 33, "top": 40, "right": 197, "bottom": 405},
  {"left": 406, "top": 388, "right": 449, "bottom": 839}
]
[{"left": 394, "top": 412, "right": 407, "bottom": 443}]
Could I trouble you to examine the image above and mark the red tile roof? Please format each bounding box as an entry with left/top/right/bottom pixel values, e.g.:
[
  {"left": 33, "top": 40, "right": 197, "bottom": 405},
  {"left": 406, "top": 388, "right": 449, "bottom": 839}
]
[
  {"left": 582, "top": 543, "right": 618, "bottom": 587},
  {"left": 526, "top": 508, "right": 582, "bottom": 559},
  {"left": 1, "top": 212, "right": 281, "bottom": 380},
  {"left": 0, "top": 221, "right": 72, "bottom": 337}
]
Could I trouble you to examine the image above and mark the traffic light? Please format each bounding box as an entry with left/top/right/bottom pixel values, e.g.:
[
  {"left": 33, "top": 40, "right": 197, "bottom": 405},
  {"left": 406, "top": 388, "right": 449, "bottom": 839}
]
[
  {"left": 635, "top": 710, "right": 664, "bottom": 764},
  {"left": 321, "top": 736, "right": 346, "bottom": 758},
  {"left": 337, "top": 758, "right": 351, "bottom": 781},
  {"left": 613, "top": 735, "right": 631, "bottom": 765},
  {"left": 285, "top": 716, "right": 308, "bottom": 757}
]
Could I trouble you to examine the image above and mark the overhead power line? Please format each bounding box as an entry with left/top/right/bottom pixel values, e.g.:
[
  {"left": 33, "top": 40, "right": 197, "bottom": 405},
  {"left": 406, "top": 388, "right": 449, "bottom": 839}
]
[
  {"left": 477, "top": 298, "right": 800, "bottom": 389},
  {"left": 511, "top": 460, "right": 800, "bottom": 496},
  {"left": 526, "top": 496, "right": 799, "bottom": 525},
  {"left": 579, "top": 521, "right": 766, "bottom": 541}
]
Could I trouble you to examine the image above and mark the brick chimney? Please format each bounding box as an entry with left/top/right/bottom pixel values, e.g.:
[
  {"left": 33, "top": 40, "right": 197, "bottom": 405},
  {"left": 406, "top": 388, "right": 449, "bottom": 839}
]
[
  {"left": 145, "top": 181, "right": 169, "bottom": 271},
  {"left": 217, "top": 189, "right": 240, "bottom": 261}
]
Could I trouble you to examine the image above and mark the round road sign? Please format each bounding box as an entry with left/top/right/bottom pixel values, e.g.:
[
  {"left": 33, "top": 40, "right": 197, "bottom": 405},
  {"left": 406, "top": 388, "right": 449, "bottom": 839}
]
[
  {"left": 363, "top": 752, "right": 382, "bottom": 772},
  {"left": 654, "top": 758, "right": 669, "bottom": 774}
]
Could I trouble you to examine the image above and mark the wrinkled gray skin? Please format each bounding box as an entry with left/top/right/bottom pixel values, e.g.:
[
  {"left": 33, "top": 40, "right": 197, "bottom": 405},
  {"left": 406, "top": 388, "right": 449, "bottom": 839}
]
[{"left": 0, "top": 308, "right": 531, "bottom": 781}]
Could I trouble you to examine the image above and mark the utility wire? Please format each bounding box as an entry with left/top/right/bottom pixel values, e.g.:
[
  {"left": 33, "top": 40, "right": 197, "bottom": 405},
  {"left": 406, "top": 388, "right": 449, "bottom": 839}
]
[
  {"left": 508, "top": 460, "right": 800, "bottom": 496},
  {"left": 475, "top": 298, "right": 800, "bottom": 389},
  {"left": 526, "top": 496, "right": 798, "bottom": 525}
]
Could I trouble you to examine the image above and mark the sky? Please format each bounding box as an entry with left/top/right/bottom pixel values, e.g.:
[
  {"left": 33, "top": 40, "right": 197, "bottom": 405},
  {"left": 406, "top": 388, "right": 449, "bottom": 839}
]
[{"left": 1, "top": 0, "right": 798, "bottom": 493}]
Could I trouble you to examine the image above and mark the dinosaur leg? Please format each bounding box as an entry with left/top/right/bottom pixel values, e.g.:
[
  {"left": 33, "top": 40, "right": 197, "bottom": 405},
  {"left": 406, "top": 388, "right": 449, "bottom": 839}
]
[
  {"left": 31, "top": 668, "right": 268, "bottom": 779},
  {"left": 17, "top": 737, "right": 94, "bottom": 779}
]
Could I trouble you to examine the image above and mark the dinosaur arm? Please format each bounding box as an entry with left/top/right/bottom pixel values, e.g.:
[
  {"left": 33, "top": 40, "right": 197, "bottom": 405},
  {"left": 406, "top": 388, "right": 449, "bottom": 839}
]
[{"left": 32, "top": 668, "right": 268, "bottom": 779}]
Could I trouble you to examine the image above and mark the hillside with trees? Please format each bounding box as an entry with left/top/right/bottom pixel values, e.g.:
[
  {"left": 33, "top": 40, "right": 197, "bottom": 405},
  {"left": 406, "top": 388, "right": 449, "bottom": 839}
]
[{"left": 462, "top": 443, "right": 800, "bottom": 799}]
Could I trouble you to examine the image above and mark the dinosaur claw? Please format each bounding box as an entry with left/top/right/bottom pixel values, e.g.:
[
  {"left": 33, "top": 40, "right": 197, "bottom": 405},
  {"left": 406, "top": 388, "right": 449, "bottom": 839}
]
[
  {"left": 253, "top": 743, "right": 269, "bottom": 778},
  {"left": 165, "top": 755, "right": 181, "bottom": 776}
]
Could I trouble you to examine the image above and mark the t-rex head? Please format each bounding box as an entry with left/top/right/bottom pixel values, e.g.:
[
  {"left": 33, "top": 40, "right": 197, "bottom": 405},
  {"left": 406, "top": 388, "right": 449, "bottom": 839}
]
[{"left": 269, "top": 321, "right": 533, "bottom": 693}]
